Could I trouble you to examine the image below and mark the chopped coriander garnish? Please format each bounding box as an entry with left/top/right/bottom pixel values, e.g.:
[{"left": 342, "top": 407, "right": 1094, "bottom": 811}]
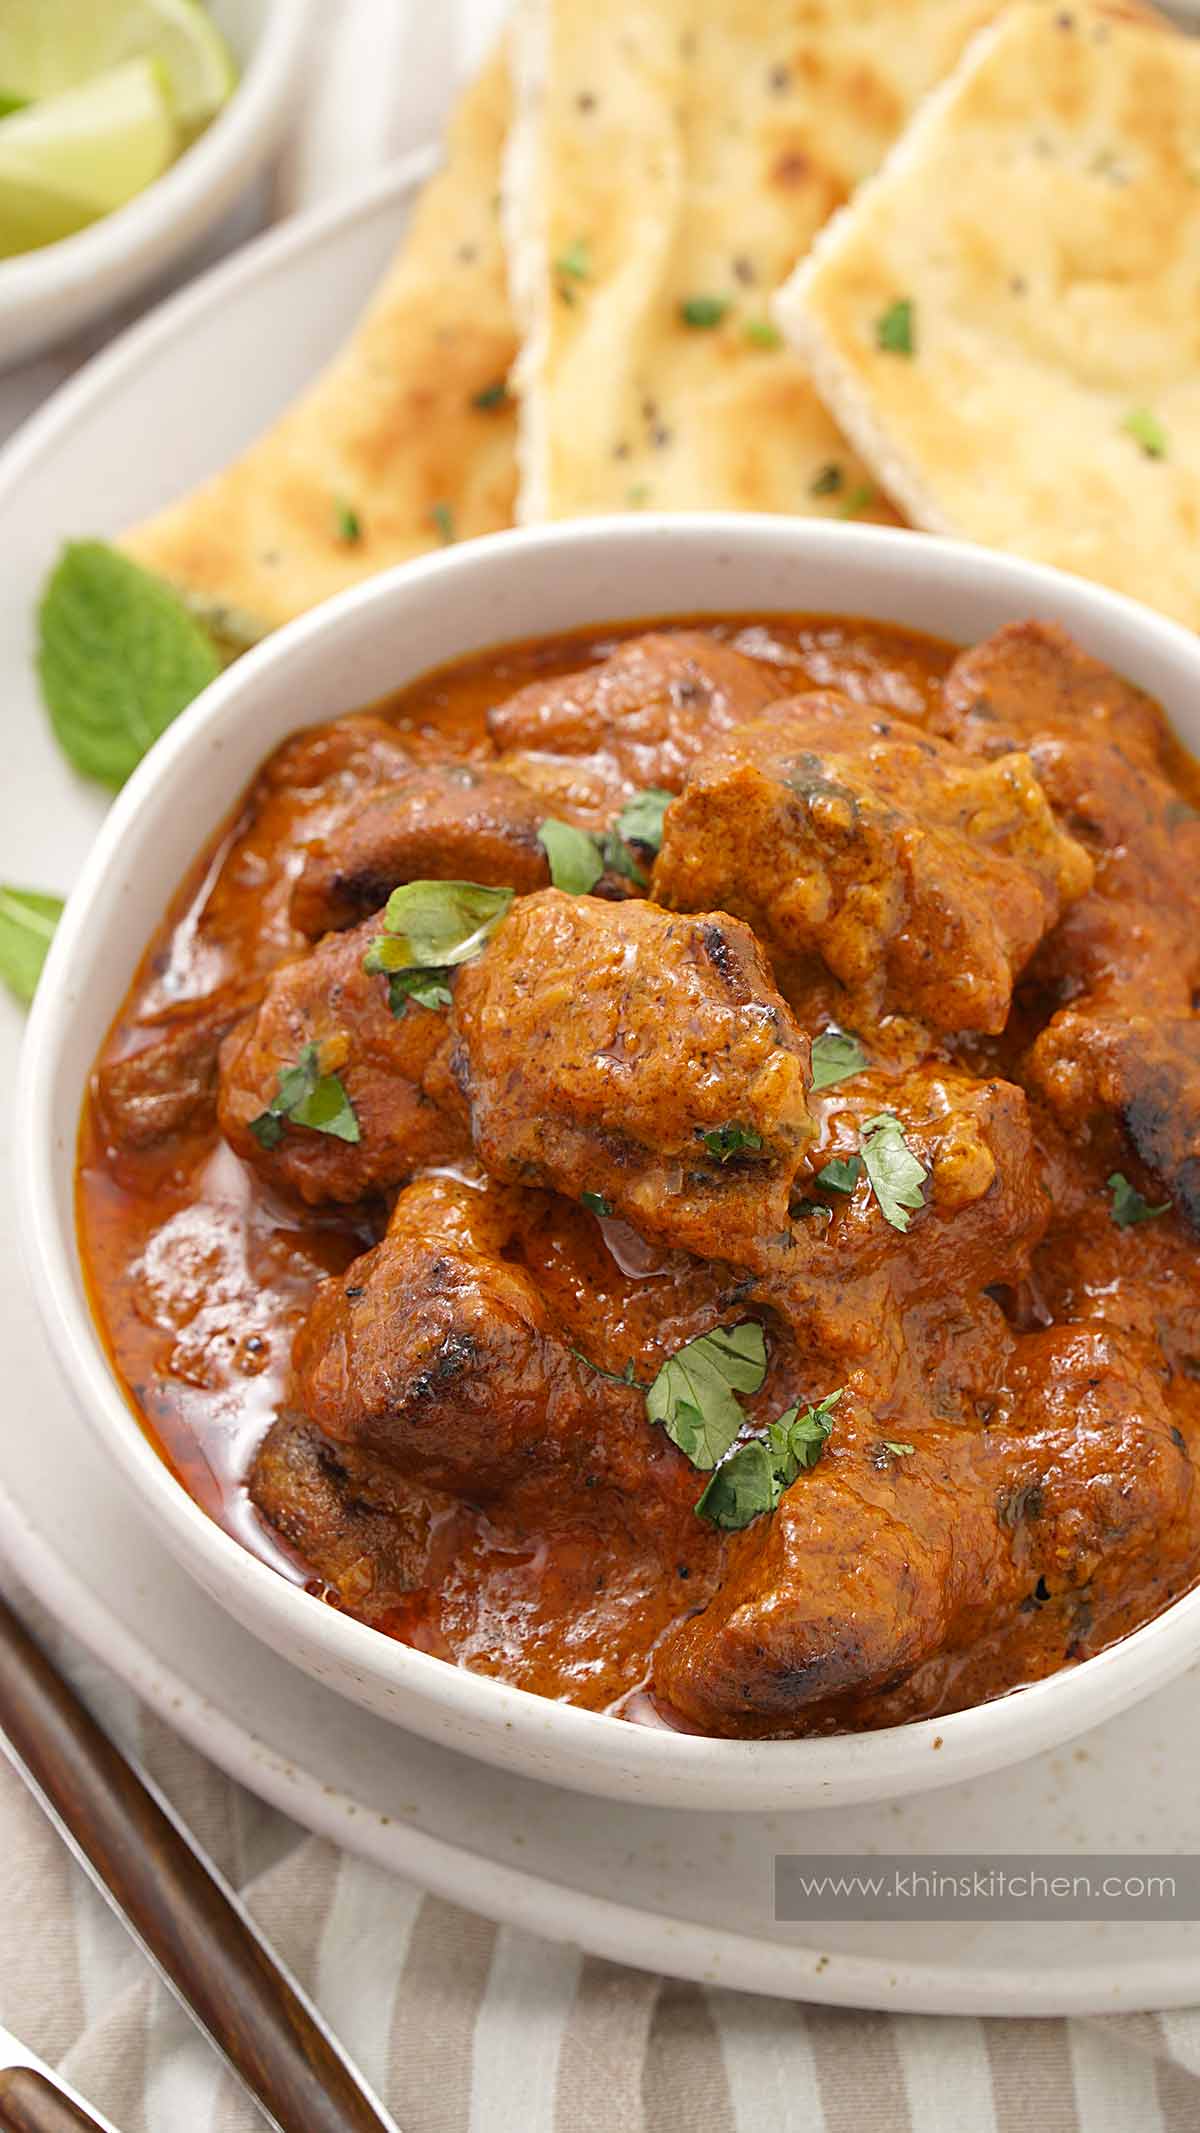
[
  {"left": 875, "top": 296, "right": 915, "bottom": 356},
  {"left": 838, "top": 482, "right": 876, "bottom": 520},
  {"left": 680, "top": 295, "right": 730, "bottom": 329},
  {"left": 810, "top": 1029, "right": 867, "bottom": 1090},
  {"left": 581, "top": 1191, "right": 613, "bottom": 1217},
  {"left": 811, "top": 462, "right": 843, "bottom": 497},
  {"left": 816, "top": 1154, "right": 862, "bottom": 1195},
  {"left": 1122, "top": 407, "right": 1167, "bottom": 460},
  {"left": 860, "top": 1111, "right": 927, "bottom": 1232},
  {"left": 472, "top": 379, "right": 510, "bottom": 410},
  {"left": 248, "top": 1042, "right": 360, "bottom": 1150},
  {"left": 538, "top": 818, "right": 605, "bottom": 895},
  {"left": 572, "top": 1347, "right": 647, "bottom": 1389},
  {"left": 696, "top": 1389, "right": 842, "bottom": 1529},
  {"left": 744, "top": 317, "right": 782, "bottom": 348},
  {"left": 646, "top": 1321, "right": 767, "bottom": 1469},
  {"left": 614, "top": 787, "right": 671, "bottom": 858},
  {"left": 430, "top": 501, "right": 456, "bottom": 545},
  {"left": 334, "top": 499, "right": 362, "bottom": 544},
  {"left": 0, "top": 885, "right": 63, "bottom": 1004},
  {"left": 363, "top": 881, "right": 513, "bottom": 1004},
  {"left": 699, "top": 1122, "right": 764, "bottom": 1163},
  {"left": 382, "top": 968, "right": 453, "bottom": 1019},
  {"left": 881, "top": 1440, "right": 915, "bottom": 1457},
  {"left": 555, "top": 237, "right": 591, "bottom": 282},
  {"left": 1108, "top": 1171, "right": 1170, "bottom": 1227}
]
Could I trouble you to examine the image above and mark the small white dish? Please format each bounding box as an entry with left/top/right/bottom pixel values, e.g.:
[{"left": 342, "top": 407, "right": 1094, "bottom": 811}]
[
  {"left": 0, "top": 0, "right": 314, "bottom": 369},
  {"left": 17, "top": 501, "right": 1200, "bottom": 1813}
]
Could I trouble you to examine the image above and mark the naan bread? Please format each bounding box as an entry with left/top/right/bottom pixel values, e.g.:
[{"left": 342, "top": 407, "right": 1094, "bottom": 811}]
[
  {"left": 124, "top": 55, "right": 518, "bottom": 641},
  {"left": 502, "top": 0, "right": 1004, "bottom": 524},
  {"left": 776, "top": 3, "right": 1200, "bottom": 629}
]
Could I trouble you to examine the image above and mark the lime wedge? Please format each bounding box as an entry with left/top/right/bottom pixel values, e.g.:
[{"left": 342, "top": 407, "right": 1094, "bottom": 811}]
[
  {"left": 0, "top": 0, "right": 235, "bottom": 138},
  {"left": 0, "top": 58, "right": 176, "bottom": 258}
]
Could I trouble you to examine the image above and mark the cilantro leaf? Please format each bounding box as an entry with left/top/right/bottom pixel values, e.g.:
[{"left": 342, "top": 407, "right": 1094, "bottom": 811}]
[
  {"left": 366, "top": 880, "right": 513, "bottom": 973},
  {"left": 875, "top": 297, "right": 915, "bottom": 356},
  {"left": 810, "top": 1030, "right": 867, "bottom": 1090},
  {"left": 384, "top": 968, "right": 453, "bottom": 1019},
  {"left": 38, "top": 542, "right": 221, "bottom": 788},
  {"left": 249, "top": 1042, "right": 361, "bottom": 1149},
  {"left": 581, "top": 1190, "right": 613, "bottom": 1217},
  {"left": 555, "top": 238, "right": 591, "bottom": 282},
  {"left": 680, "top": 295, "right": 730, "bottom": 329},
  {"left": 1108, "top": 1171, "right": 1170, "bottom": 1227},
  {"left": 0, "top": 885, "right": 64, "bottom": 1004},
  {"left": 860, "top": 1111, "right": 927, "bottom": 1232},
  {"left": 696, "top": 1389, "right": 842, "bottom": 1528},
  {"left": 646, "top": 1321, "right": 767, "bottom": 1469},
  {"left": 538, "top": 818, "right": 605, "bottom": 895},
  {"left": 816, "top": 1154, "right": 862, "bottom": 1194},
  {"left": 700, "top": 1122, "right": 764, "bottom": 1164},
  {"left": 334, "top": 499, "right": 362, "bottom": 544},
  {"left": 614, "top": 787, "right": 672, "bottom": 857},
  {"left": 881, "top": 1440, "right": 915, "bottom": 1457},
  {"left": 1122, "top": 407, "right": 1167, "bottom": 460},
  {"left": 744, "top": 318, "right": 782, "bottom": 349}
]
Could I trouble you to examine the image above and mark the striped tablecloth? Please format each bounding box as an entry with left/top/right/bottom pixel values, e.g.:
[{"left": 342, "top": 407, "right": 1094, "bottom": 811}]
[{"left": 4, "top": 5, "right": 1200, "bottom": 2126}]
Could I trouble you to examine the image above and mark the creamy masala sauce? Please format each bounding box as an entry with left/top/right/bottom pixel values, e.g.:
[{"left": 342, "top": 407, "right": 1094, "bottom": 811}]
[{"left": 76, "top": 612, "right": 1200, "bottom": 1736}]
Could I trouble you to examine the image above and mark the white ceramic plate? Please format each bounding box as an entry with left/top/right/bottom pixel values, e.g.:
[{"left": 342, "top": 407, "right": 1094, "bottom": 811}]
[{"left": 3, "top": 163, "right": 1200, "bottom": 2014}]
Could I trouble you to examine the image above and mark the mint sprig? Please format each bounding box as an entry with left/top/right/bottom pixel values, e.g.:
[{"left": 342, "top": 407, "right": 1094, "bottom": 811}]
[{"left": 38, "top": 543, "right": 221, "bottom": 788}]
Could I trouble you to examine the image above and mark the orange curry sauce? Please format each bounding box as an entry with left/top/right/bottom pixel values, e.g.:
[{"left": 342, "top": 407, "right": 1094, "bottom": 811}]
[{"left": 75, "top": 614, "right": 1200, "bottom": 1735}]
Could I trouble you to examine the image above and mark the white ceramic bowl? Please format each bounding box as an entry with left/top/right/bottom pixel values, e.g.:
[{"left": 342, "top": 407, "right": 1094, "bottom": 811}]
[
  {"left": 0, "top": 0, "right": 314, "bottom": 369},
  {"left": 18, "top": 514, "right": 1200, "bottom": 1810}
]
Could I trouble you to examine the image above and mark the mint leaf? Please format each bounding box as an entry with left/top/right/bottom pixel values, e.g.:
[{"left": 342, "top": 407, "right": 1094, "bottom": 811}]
[
  {"left": 646, "top": 1320, "right": 767, "bottom": 1470},
  {"left": 538, "top": 818, "right": 604, "bottom": 895},
  {"left": 810, "top": 1030, "right": 867, "bottom": 1090},
  {"left": 0, "top": 885, "right": 64, "bottom": 1004},
  {"left": 860, "top": 1111, "right": 927, "bottom": 1231},
  {"left": 38, "top": 542, "right": 221, "bottom": 788},
  {"left": 1108, "top": 1171, "right": 1170, "bottom": 1227}
]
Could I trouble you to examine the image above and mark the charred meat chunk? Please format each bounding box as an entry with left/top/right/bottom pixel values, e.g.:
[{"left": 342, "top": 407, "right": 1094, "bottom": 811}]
[
  {"left": 935, "top": 620, "right": 1168, "bottom": 771},
  {"left": 291, "top": 764, "right": 551, "bottom": 936},
  {"left": 449, "top": 889, "right": 815, "bottom": 1266},
  {"left": 1030, "top": 1011, "right": 1200, "bottom": 1230},
  {"left": 218, "top": 915, "right": 467, "bottom": 1203},
  {"left": 654, "top": 1328, "right": 1193, "bottom": 1734},
  {"left": 292, "top": 1175, "right": 707, "bottom": 1521},
  {"left": 651, "top": 696, "right": 1091, "bottom": 1033},
  {"left": 488, "top": 630, "right": 782, "bottom": 819}
]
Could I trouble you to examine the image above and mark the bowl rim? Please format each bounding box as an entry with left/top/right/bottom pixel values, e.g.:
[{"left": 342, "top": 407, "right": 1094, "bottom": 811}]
[
  {"left": 0, "top": 0, "right": 316, "bottom": 322},
  {"left": 19, "top": 509, "right": 1200, "bottom": 1798}
]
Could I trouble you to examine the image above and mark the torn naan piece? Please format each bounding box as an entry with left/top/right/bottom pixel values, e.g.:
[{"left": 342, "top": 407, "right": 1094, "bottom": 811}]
[
  {"left": 502, "top": 0, "right": 1003, "bottom": 524},
  {"left": 776, "top": 3, "right": 1200, "bottom": 630},
  {"left": 123, "top": 56, "right": 518, "bottom": 642}
]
